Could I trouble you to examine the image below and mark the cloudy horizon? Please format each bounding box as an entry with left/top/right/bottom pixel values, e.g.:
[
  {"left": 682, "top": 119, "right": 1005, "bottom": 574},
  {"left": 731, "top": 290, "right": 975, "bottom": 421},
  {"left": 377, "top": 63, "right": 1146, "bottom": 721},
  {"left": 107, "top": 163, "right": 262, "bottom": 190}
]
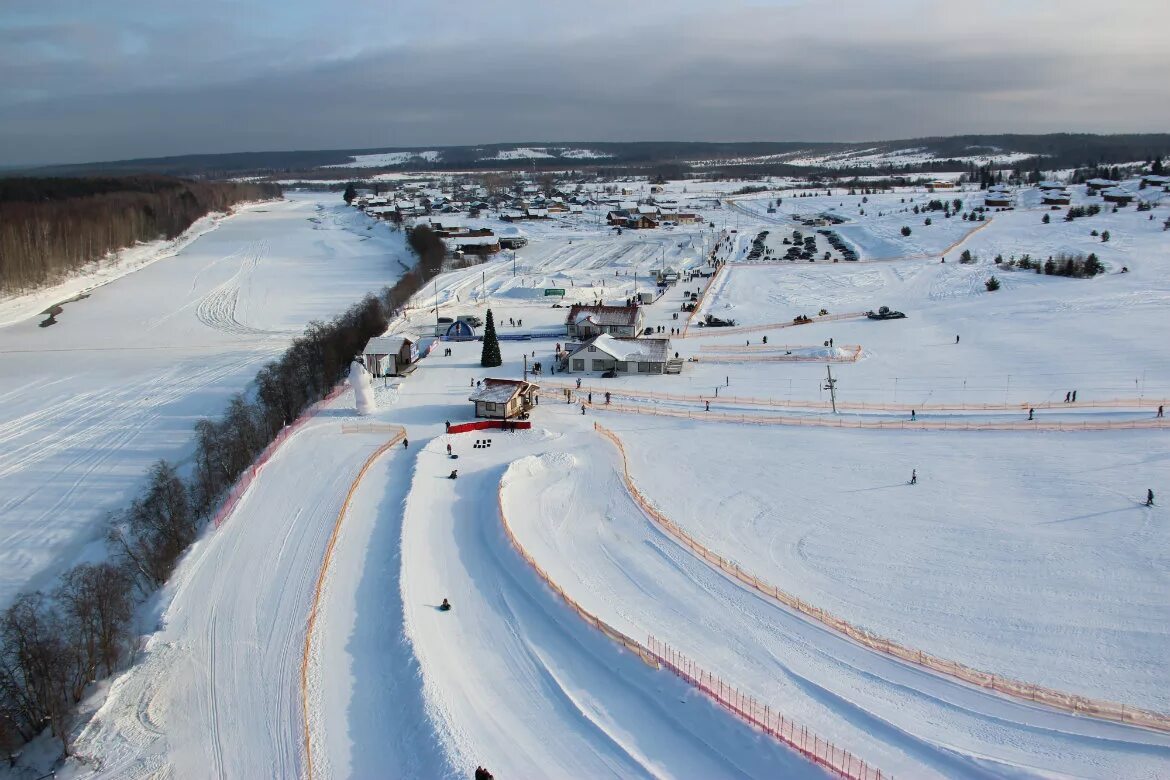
[{"left": 2, "top": 0, "right": 1168, "bottom": 167}]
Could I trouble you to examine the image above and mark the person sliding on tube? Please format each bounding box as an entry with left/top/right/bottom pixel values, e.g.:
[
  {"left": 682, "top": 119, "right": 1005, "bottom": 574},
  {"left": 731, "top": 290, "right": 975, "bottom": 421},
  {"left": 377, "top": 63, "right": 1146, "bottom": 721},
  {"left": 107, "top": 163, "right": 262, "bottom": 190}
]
[
  {"left": 448, "top": 469, "right": 458, "bottom": 479},
  {"left": 439, "top": 598, "right": 451, "bottom": 612}
]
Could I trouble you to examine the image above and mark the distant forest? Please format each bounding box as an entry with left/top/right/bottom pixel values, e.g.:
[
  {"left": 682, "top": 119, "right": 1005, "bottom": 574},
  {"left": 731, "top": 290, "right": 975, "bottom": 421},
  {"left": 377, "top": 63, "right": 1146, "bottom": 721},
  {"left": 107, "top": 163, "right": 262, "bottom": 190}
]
[
  {"left": 15, "top": 134, "right": 1170, "bottom": 180},
  {"left": 0, "top": 176, "right": 282, "bottom": 294}
]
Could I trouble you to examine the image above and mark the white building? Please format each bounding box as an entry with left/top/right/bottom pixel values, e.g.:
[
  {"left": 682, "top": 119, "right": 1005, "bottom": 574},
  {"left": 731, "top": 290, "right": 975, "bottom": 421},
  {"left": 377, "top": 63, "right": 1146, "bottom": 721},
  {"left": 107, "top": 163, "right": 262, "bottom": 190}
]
[
  {"left": 566, "top": 334, "right": 672, "bottom": 374},
  {"left": 361, "top": 335, "right": 416, "bottom": 377}
]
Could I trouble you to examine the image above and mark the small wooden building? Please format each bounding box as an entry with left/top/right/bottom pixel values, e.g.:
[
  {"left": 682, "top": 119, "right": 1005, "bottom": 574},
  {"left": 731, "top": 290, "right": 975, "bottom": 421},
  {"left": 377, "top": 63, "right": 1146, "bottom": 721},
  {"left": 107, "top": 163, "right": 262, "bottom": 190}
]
[
  {"left": 469, "top": 379, "right": 539, "bottom": 419},
  {"left": 1101, "top": 188, "right": 1134, "bottom": 204},
  {"left": 361, "top": 336, "right": 416, "bottom": 377}
]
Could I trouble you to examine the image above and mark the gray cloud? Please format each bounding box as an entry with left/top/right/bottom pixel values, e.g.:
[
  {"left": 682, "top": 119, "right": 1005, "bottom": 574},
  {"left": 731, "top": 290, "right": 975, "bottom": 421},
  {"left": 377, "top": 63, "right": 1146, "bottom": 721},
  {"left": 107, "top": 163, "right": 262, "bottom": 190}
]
[{"left": 1, "top": 0, "right": 1167, "bottom": 166}]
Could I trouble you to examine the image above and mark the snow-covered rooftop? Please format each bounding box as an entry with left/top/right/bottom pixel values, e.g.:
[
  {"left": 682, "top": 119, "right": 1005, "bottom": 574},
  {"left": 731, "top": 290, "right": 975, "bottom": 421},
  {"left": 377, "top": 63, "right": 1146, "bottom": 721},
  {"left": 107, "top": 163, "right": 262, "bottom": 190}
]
[
  {"left": 363, "top": 335, "right": 411, "bottom": 355},
  {"left": 573, "top": 334, "right": 671, "bottom": 363},
  {"left": 468, "top": 378, "right": 538, "bottom": 404}
]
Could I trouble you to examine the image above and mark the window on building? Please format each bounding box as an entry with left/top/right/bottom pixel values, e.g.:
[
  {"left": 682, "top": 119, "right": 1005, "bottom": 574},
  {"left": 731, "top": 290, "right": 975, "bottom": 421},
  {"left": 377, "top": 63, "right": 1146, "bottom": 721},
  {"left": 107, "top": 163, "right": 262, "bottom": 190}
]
[
  {"left": 572, "top": 359, "right": 584, "bottom": 371},
  {"left": 485, "top": 402, "right": 497, "bottom": 412},
  {"left": 638, "top": 362, "right": 650, "bottom": 372}
]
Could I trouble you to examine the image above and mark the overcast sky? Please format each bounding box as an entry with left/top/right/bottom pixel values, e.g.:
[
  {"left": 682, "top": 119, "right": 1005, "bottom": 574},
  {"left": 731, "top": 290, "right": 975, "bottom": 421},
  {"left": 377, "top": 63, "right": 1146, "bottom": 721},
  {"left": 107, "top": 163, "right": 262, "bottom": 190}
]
[{"left": 2, "top": 0, "right": 1167, "bottom": 166}]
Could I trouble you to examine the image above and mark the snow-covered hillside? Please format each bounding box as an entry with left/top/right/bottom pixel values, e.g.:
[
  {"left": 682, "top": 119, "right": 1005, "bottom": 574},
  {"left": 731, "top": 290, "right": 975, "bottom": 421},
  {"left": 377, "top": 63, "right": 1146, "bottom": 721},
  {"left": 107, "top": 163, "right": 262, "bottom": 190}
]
[
  {"left": 0, "top": 195, "right": 409, "bottom": 610},
  {"left": 18, "top": 174, "right": 1170, "bottom": 780}
]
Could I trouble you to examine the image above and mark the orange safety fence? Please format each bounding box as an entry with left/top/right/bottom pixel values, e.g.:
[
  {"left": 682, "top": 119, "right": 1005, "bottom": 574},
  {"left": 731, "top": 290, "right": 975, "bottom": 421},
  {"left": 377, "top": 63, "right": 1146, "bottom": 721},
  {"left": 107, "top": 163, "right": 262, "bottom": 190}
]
[
  {"left": 496, "top": 478, "right": 890, "bottom": 779},
  {"left": 649, "top": 638, "right": 888, "bottom": 780},
  {"left": 213, "top": 385, "right": 346, "bottom": 529},
  {"left": 696, "top": 345, "right": 863, "bottom": 364},
  {"left": 537, "top": 380, "right": 1169, "bottom": 414},
  {"left": 588, "top": 400, "right": 1170, "bottom": 432},
  {"left": 595, "top": 422, "right": 1170, "bottom": 734},
  {"left": 301, "top": 426, "right": 406, "bottom": 780},
  {"left": 681, "top": 261, "right": 729, "bottom": 337}
]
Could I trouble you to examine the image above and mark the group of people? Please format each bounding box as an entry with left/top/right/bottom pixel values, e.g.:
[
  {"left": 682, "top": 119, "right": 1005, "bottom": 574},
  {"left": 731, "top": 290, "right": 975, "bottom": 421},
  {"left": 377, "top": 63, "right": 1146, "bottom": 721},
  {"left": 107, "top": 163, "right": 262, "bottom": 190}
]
[
  {"left": 1063, "top": 390, "right": 1079, "bottom": 403},
  {"left": 507, "top": 317, "right": 523, "bottom": 327}
]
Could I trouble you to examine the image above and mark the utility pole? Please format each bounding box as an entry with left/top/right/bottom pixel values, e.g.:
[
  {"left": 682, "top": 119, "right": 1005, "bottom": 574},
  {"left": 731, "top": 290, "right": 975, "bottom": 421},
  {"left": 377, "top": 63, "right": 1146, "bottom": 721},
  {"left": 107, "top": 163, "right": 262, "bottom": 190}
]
[
  {"left": 824, "top": 365, "right": 838, "bottom": 414},
  {"left": 435, "top": 280, "right": 440, "bottom": 325},
  {"left": 524, "top": 354, "right": 528, "bottom": 382},
  {"left": 512, "top": 250, "right": 517, "bottom": 278}
]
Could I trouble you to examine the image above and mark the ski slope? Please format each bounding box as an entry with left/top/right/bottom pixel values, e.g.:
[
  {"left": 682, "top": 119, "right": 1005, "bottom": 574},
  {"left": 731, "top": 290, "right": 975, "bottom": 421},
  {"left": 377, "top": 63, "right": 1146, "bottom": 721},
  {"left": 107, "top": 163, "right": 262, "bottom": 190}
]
[
  {"left": 54, "top": 176, "right": 1170, "bottom": 779},
  {"left": 67, "top": 415, "right": 401, "bottom": 779},
  {"left": 0, "top": 194, "right": 408, "bottom": 609}
]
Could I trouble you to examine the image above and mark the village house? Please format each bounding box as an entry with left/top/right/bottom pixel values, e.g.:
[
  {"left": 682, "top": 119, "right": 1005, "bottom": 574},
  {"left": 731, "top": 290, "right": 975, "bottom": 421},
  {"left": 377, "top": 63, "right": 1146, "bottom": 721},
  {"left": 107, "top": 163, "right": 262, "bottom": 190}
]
[
  {"left": 469, "top": 379, "right": 539, "bottom": 419},
  {"left": 1085, "top": 178, "right": 1118, "bottom": 194},
  {"left": 1101, "top": 188, "right": 1135, "bottom": 205},
  {"left": 361, "top": 335, "right": 416, "bottom": 378},
  {"left": 497, "top": 226, "right": 528, "bottom": 249},
  {"left": 565, "top": 303, "right": 644, "bottom": 339},
  {"left": 1041, "top": 190, "right": 1072, "bottom": 205},
  {"left": 627, "top": 214, "right": 659, "bottom": 230},
  {"left": 445, "top": 233, "right": 501, "bottom": 255},
  {"left": 565, "top": 334, "right": 672, "bottom": 375},
  {"left": 927, "top": 180, "right": 957, "bottom": 191}
]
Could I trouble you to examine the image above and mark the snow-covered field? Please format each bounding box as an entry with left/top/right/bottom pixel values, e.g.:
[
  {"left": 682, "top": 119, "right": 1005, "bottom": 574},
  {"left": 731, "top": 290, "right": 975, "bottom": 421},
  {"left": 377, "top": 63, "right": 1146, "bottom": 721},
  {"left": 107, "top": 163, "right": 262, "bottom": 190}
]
[
  {"left": 17, "top": 175, "right": 1170, "bottom": 779},
  {"left": 0, "top": 194, "right": 409, "bottom": 609},
  {"left": 323, "top": 150, "right": 441, "bottom": 167}
]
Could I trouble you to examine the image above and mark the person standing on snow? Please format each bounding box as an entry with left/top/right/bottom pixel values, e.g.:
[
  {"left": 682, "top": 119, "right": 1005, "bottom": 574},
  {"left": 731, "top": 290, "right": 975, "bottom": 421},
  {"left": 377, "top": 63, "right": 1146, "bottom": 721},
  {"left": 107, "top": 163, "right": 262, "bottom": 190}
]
[
  {"left": 910, "top": 469, "right": 917, "bottom": 485},
  {"left": 1028, "top": 408, "right": 1034, "bottom": 421},
  {"left": 1148, "top": 489, "right": 1155, "bottom": 507}
]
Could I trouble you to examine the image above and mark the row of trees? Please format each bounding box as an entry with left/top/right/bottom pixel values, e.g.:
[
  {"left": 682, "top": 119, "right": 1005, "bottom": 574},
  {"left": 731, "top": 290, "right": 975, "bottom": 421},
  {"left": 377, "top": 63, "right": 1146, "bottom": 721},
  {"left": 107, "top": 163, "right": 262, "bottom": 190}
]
[
  {"left": 1, "top": 220, "right": 442, "bottom": 762},
  {"left": 1000, "top": 252, "right": 1104, "bottom": 278},
  {"left": 0, "top": 176, "right": 282, "bottom": 294}
]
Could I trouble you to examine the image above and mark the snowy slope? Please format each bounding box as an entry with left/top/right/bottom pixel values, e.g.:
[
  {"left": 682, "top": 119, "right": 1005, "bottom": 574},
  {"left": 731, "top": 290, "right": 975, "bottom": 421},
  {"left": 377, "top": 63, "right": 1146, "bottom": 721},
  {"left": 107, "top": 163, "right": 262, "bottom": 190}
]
[
  {"left": 66, "top": 415, "right": 395, "bottom": 779},
  {"left": 49, "top": 174, "right": 1170, "bottom": 780},
  {"left": 0, "top": 195, "right": 410, "bottom": 609}
]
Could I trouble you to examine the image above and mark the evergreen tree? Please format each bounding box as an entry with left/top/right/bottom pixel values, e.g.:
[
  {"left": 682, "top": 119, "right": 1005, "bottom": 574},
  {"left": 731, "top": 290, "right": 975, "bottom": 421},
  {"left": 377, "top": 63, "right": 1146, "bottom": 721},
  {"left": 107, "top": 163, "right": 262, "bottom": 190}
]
[
  {"left": 343, "top": 183, "right": 357, "bottom": 204},
  {"left": 985, "top": 276, "right": 1001, "bottom": 291},
  {"left": 480, "top": 309, "right": 502, "bottom": 368},
  {"left": 1153, "top": 156, "right": 1165, "bottom": 176}
]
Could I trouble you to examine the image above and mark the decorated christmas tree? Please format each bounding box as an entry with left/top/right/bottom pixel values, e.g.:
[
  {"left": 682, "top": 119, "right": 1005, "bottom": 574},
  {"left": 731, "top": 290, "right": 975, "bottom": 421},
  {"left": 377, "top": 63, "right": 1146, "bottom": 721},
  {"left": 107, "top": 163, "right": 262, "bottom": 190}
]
[{"left": 480, "top": 308, "right": 502, "bottom": 367}]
